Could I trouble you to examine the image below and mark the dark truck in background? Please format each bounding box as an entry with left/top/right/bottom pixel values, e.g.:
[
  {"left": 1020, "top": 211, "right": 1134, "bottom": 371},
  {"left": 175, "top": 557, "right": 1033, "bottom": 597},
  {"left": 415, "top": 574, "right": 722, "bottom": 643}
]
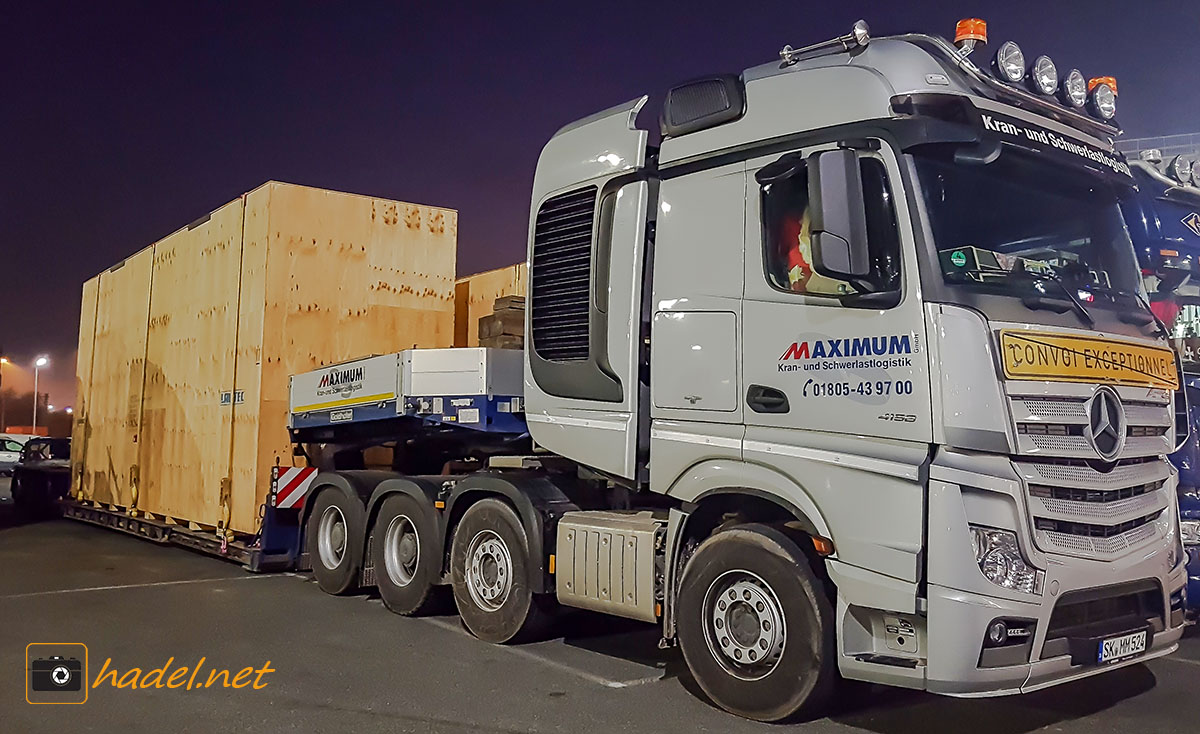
[{"left": 1126, "top": 156, "right": 1200, "bottom": 616}]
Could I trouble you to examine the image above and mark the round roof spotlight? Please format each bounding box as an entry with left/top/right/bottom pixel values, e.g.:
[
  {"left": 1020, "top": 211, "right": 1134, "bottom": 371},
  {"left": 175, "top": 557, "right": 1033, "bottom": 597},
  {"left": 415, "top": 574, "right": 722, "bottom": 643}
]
[
  {"left": 1060, "top": 69, "right": 1087, "bottom": 108},
  {"left": 1169, "top": 155, "right": 1192, "bottom": 184},
  {"left": 1029, "top": 55, "right": 1058, "bottom": 95},
  {"left": 1088, "top": 82, "right": 1116, "bottom": 120},
  {"left": 1191, "top": 166, "right": 1200, "bottom": 188},
  {"left": 993, "top": 41, "right": 1025, "bottom": 83}
]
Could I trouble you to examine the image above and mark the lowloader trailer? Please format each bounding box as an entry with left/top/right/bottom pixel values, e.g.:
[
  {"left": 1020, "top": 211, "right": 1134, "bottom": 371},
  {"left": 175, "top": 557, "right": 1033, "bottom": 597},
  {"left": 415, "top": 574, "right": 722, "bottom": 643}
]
[{"left": 66, "top": 19, "right": 1190, "bottom": 722}]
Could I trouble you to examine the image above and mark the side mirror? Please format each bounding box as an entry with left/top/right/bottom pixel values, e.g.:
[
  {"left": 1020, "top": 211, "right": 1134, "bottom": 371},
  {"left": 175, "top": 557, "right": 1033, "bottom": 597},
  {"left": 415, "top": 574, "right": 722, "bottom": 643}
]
[{"left": 808, "top": 149, "right": 873, "bottom": 287}]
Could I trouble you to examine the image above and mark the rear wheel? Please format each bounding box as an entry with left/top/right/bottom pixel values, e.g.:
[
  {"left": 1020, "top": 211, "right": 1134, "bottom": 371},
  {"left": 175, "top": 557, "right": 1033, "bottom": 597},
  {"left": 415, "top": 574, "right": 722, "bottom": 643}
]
[
  {"left": 306, "top": 489, "right": 363, "bottom": 595},
  {"left": 676, "top": 524, "right": 835, "bottom": 722},
  {"left": 450, "top": 498, "right": 550, "bottom": 643},
  {"left": 371, "top": 493, "right": 441, "bottom": 615}
]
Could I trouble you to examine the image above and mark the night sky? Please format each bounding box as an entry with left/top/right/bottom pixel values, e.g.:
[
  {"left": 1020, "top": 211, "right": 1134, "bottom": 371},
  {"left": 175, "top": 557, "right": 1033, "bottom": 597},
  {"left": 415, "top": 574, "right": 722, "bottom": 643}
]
[{"left": 4, "top": 1, "right": 1199, "bottom": 405}]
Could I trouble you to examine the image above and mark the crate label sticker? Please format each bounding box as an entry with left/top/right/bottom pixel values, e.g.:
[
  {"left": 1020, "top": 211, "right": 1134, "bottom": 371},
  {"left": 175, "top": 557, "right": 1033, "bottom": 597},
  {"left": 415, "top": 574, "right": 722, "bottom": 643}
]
[
  {"left": 999, "top": 330, "right": 1178, "bottom": 390},
  {"left": 458, "top": 408, "right": 480, "bottom": 424},
  {"left": 330, "top": 409, "right": 354, "bottom": 423},
  {"left": 219, "top": 390, "right": 245, "bottom": 406}
]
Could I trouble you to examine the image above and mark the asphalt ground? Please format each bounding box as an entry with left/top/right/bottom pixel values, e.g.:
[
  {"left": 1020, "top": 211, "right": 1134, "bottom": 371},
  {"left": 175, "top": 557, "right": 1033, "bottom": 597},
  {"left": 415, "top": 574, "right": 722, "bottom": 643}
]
[{"left": 0, "top": 501, "right": 1197, "bottom": 733}]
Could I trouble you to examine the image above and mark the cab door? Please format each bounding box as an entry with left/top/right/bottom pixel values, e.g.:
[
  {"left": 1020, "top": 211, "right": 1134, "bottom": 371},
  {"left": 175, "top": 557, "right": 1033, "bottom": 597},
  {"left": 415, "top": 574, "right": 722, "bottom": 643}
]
[{"left": 740, "top": 141, "right": 932, "bottom": 584}]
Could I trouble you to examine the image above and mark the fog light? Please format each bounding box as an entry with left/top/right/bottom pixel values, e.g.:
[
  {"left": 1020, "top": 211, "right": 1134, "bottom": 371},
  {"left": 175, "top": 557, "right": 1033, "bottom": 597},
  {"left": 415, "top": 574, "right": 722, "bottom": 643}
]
[
  {"left": 986, "top": 620, "right": 1008, "bottom": 646},
  {"left": 1029, "top": 55, "right": 1057, "bottom": 95},
  {"left": 1060, "top": 69, "right": 1087, "bottom": 108},
  {"left": 970, "top": 525, "right": 1044, "bottom": 595},
  {"left": 1088, "top": 82, "right": 1117, "bottom": 120},
  {"left": 993, "top": 41, "right": 1025, "bottom": 83}
]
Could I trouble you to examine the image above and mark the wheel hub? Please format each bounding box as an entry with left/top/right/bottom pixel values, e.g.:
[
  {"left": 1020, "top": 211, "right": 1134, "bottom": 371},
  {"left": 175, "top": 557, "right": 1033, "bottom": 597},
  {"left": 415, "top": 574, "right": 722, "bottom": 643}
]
[
  {"left": 704, "top": 571, "right": 786, "bottom": 680},
  {"left": 466, "top": 530, "right": 512, "bottom": 612},
  {"left": 383, "top": 514, "right": 420, "bottom": 587},
  {"left": 317, "top": 505, "right": 348, "bottom": 570}
]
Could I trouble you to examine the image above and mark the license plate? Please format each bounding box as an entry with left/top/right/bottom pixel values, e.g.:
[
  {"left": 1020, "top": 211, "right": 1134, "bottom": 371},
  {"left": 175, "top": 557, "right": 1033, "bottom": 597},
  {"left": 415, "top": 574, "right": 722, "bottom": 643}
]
[{"left": 1097, "top": 630, "right": 1147, "bottom": 664}]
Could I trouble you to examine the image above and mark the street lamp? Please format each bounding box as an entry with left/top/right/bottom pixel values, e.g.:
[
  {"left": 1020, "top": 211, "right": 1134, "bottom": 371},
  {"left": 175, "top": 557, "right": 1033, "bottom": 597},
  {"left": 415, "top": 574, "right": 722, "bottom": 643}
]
[
  {"left": 0, "top": 356, "right": 7, "bottom": 431},
  {"left": 32, "top": 356, "right": 48, "bottom": 433}
]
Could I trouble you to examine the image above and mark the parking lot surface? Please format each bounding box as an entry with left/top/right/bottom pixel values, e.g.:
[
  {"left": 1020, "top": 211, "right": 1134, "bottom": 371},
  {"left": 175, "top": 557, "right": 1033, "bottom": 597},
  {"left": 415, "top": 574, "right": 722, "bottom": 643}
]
[{"left": 1, "top": 510, "right": 1197, "bottom": 733}]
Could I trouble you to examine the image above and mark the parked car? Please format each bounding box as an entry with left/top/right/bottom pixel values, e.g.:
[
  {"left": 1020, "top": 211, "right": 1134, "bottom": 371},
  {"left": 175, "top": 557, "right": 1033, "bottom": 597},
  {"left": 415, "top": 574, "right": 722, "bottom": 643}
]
[
  {"left": 0, "top": 436, "right": 27, "bottom": 475},
  {"left": 11, "top": 437, "right": 71, "bottom": 516}
]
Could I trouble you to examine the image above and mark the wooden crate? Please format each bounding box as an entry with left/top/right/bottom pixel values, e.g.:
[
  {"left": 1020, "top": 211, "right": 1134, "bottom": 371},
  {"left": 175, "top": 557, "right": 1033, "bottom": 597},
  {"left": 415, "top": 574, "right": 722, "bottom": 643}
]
[
  {"left": 454, "top": 263, "right": 527, "bottom": 347},
  {"left": 74, "top": 181, "right": 457, "bottom": 534}
]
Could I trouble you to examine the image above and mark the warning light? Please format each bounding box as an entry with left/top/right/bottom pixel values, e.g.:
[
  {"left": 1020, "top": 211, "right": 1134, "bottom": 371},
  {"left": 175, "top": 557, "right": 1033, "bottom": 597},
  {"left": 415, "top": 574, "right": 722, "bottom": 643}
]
[
  {"left": 1162, "top": 249, "right": 1181, "bottom": 257},
  {"left": 1088, "top": 76, "right": 1118, "bottom": 96},
  {"left": 955, "top": 18, "right": 988, "bottom": 44}
]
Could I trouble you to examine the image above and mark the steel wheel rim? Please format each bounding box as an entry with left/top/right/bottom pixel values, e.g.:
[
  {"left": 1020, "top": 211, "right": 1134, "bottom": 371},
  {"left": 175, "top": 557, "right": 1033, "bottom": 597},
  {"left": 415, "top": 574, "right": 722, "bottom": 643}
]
[
  {"left": 465, "top": 529, "right": 513, "bottom": 612},
  {"left": 383, "top": 514, "right": 420, "bottom": 587},
  {"left": 701, "top": 569, "right": 787, "bottom": 681},
  {"left": 317, "top": 505, "right": 348, "bottom": 570}
]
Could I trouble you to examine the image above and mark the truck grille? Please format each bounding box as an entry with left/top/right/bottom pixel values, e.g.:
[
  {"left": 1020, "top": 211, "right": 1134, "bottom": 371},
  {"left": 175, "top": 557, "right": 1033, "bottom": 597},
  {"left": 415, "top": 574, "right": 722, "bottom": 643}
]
[
  {"left": 1015, "top": 457, "right": 1171, "bottom": 559},
  {"left": 530, "top": 186, "right": 597, "bottom": 363},
  {"left": 1010, "top": 395, "right": 1171, "bottom": 460}
]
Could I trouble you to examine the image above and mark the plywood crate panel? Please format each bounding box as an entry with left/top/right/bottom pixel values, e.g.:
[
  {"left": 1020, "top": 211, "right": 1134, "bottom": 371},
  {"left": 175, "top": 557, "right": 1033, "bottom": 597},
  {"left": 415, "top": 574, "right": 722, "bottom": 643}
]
[
  {"left": 139, "top": 201, "right": 245, "bottom": 527},
  {"left": 69, "top": 276, "right": 100, "bottom": 498},
  {"left": 454, "top": 263, "right": 527, "bottom": 347},
  {"left": 228, "top": 183, "right": 456, "bottom": 532},
  {"left": 83, "top": 248, "right": 153, "bottom": 507},
  {"left": 73, "top": 181, "right": 457, "bottom": 535}
]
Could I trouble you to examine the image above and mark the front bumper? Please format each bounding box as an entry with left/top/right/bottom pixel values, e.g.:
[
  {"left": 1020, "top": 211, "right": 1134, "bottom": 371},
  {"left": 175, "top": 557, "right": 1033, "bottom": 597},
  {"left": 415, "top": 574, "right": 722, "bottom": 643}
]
[{"left": 926, "top": 569, "right": 1185, "bottom": 696}]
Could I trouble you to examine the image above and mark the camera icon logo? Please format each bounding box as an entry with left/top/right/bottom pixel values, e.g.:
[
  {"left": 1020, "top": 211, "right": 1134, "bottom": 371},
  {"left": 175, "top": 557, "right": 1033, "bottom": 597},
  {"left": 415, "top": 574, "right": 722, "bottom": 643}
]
[{"left": 26, "top": 643, "right": 88, "bottom": 704}]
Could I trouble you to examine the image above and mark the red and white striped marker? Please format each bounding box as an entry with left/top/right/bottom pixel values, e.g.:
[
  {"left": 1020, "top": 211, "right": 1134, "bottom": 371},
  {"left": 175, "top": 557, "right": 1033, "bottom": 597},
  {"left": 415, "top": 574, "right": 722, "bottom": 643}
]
[{"left": 273, "top": 467, "right": 318, "bottom": 509}]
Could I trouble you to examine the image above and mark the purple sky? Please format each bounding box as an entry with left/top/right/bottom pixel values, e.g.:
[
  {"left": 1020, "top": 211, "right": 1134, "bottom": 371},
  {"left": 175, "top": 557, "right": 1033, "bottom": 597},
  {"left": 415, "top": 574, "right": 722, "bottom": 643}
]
[{"left": 4, "top": 1, "right": 1198, "bottom": 405}]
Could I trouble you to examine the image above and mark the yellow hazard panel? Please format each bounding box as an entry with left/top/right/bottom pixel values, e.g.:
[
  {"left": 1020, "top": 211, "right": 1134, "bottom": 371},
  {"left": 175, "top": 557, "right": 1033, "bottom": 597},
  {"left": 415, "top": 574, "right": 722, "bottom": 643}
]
[{"left": 999, "top": 330, "right": 1178, "bottom": 390}]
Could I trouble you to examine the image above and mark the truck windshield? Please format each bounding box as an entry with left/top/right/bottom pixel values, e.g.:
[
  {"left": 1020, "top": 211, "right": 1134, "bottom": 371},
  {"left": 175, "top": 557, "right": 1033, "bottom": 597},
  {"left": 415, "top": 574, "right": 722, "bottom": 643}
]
[{"left": 916, "top": 151, "right": 1146, "bottom": 318}]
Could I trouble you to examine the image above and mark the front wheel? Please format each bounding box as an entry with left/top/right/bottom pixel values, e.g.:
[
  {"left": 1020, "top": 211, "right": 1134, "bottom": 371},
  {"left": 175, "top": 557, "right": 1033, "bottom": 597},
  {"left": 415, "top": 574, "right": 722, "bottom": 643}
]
[
  {"left": 450, "top": 498, "right": 550, "bottom": 643},
  {"left": 676, "top": 524, "right": 836, "bottom": 722}
]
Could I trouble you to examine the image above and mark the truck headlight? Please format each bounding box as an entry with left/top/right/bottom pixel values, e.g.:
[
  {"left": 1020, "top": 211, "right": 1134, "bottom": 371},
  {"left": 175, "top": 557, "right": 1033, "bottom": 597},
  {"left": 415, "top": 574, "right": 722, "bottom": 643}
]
[
  {"left": 1181, "top": 520, "right": 1200, "bottom": 547},
  {"left": 970, "top": 525, "right": 1044, "bottom": 595}
]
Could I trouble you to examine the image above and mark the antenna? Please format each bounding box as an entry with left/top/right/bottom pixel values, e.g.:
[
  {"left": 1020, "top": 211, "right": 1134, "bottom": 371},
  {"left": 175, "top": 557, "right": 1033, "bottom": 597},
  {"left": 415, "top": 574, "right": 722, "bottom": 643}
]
[{"left": 780, "top": 20, "right": 870, "bottom": 67}]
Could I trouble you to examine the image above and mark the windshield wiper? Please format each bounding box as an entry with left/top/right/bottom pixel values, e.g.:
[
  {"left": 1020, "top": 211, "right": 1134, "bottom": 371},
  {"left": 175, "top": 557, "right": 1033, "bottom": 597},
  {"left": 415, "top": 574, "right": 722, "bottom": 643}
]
[
  {"left": 1130, "top": 292, "right": 1169, "bottom": 338},
  {"left": 1011, "top": 270, "right": 1095, "bottom": 327}
]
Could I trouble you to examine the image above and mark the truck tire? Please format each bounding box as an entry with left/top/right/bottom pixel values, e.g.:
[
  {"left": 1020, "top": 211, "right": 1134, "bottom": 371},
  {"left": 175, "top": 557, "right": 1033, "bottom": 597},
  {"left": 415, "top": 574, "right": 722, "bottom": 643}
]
[
  {"left": 676, "top": 524, "right": 835, "bottom": 722},
  {"left": 306, "top": 489, "right": 363, "bottom": 595},
  {"left": 450, "top": 498, "right": 550, "bottom": 643},
  {"left": 371, "top": 493, "right": 441, "bottom": 615}
]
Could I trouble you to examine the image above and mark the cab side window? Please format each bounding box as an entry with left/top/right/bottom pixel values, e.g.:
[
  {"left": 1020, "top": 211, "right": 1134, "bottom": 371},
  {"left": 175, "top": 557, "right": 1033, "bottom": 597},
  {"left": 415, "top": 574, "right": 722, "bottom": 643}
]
[{"left": 762, "top": 157, "right": 901, "bottom": 302}]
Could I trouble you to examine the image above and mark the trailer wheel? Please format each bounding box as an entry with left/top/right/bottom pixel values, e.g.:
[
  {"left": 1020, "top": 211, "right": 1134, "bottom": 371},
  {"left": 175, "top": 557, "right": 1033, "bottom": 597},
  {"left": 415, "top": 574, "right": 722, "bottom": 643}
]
[
  {"left": 676, "top": 524, "right": 835, "bottom": 722},
  {"left": 450, "top": 498, "right": 550, "bottom": 643},
  {"left": 306, "top": 489, "right": 363, "bottom": 595},
  {"left": 371, "top": 494, "right": 441, "bottom": 615}
]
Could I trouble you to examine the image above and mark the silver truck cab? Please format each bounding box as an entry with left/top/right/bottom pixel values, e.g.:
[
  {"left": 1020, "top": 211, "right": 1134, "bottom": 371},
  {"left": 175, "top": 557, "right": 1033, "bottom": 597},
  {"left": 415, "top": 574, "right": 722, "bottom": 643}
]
[{"left": 522, "top": 21, "right": 1187, "bottom": 711}]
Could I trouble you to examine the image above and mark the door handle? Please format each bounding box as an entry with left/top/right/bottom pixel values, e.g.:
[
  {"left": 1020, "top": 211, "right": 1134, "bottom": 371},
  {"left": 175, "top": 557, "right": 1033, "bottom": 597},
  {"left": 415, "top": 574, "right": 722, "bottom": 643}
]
[{"left": 747, "top": 384, "right": 790, "bottom": 414}]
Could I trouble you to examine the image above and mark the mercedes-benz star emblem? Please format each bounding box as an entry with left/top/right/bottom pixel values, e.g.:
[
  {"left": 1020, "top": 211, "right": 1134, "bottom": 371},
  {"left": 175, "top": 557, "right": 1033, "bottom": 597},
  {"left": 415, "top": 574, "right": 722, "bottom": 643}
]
[{"left": 1085, "top": 386, "right": 1126, "bottom": 462}]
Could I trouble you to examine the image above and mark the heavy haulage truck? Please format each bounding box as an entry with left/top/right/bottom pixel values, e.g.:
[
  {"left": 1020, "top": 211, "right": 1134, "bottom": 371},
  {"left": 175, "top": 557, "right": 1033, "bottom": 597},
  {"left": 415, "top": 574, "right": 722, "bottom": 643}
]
[{"left": 68, "top": 18, "right": 1191, "bottom": 722}]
